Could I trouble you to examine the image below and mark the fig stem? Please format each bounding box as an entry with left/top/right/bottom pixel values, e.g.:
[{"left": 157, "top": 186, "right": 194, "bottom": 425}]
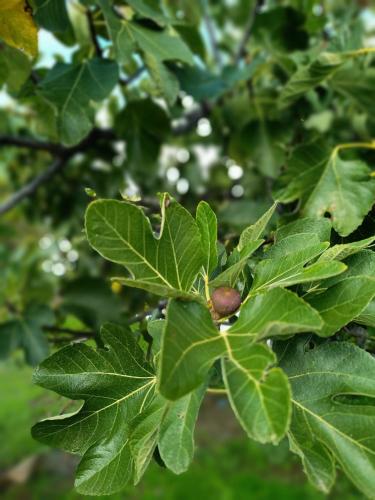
[
  {"left": 204, "top": 274, "right": 211, "bottom": 303},
  {"left": 207, "top": 388, "right": 228, "bottom": 395}
]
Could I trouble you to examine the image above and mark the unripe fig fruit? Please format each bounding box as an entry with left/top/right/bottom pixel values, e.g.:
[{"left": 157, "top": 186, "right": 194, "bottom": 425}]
[{"left": 211, "top": 287, "right": 241, "bottom": 318}]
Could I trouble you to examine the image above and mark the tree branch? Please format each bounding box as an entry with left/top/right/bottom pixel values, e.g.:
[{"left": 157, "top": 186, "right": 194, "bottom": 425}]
[
  {"left": 0, "top": 156, "right": 68, "bottom": 216},
  {"left": 202, "top": 0, "right": 222, "bottom": 67},
  {"left": 87, "top": 8, "right": 103, "bottom": 58},
  {"left": 0, "top": 128, "right": 115, "bottom": 216},
  {"left": 0, "top": 135, "right": 64, "bottom": 154},
  {"left": 234, "top": 0, "right": 264, "bottom": 63},
  {"left": 119, "top": 66, "right": 146, "bottom": 87}
]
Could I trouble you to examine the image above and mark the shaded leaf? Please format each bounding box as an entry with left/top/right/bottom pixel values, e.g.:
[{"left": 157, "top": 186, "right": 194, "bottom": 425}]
[
  {"left": 239, "top": 201, "right": 278, "bottom": 250},
  {"left": 307, "top": 276, "right": 375, "bottom": 337},
  {"left": 40, "top": 58, "right": 119, "bottom": 145},
  {"left": 33, "top": 0, "right": 70, "bottom": 32},
  {"left": 275, "top": 142, "right": 375, "bottom": 236},
  {"left": 275, "top": 217, "right": 331, "bottom": 243},
  {"left": 159, "top": 386, "right": 205, "bottom": 474},
  {"left": 279, "top": 336, "right": 375, "bottom": 497},
  {"left": 145, "top": 54, "right": 179, "bottom": 105},
  {"left": 279, "top": 52, "right": 345, "bottom": 107},
  {"left": 126, "top": 22, "right": 194, "bottom": 65},
  {"left": 317, "top": 236, "right": 375, "bottom": 262}
]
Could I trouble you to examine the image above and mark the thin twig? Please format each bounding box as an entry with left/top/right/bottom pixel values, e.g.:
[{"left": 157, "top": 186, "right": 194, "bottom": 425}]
[
  {"left": 0, "top": 157, "right": 68, "bottom": 215},
  {"left": 234, "top": 0, "right": 264, "bottom": 63},
  {"left": 202, "top": 0, "right": 222, "bottom": 67}
]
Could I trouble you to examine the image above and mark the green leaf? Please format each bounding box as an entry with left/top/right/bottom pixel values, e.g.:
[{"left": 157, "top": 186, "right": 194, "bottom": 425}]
[
  {"left": 231, "top": 287, "right": 323, "bottom": 341},
  {"left": 98, "top": 0, "right": 136, "bottom": 63},
  {"left": 160, "top": 292, "right": 315, "bottom": 443},
  {"left": 275, "top": 142, "right": 375, "bottom": 236},
  {"left": 303, "top": 151, "right": 375, "bottom": 237},
  {"left": 250, "top": 234, "right": 346, "bottom": 294},
  {"left": 222, "top": 343, "right": 291, "bottom": 444},
  {"left": 0, "top": 43, "right": 31, "bottom": 92},
  {"left": 324, "top": 250, "right": 375, "bottom": 288},
  {"left": 229, "top": 120, "right": 291, "bottom": 178},
  {"left": 1, "top": 305, "right": 53, "bottom": 365},
  {"left": 114, "top": 99, "right": 170, "bottom": 180},
  {"left": 317, "top": 236, "right": 375, "bottom": 262},
  {"left": 209, "top": 239, "right": 263, "bottom": 288},
  {"left": 20, "top": 304, "right": 53, "bottom": 366},
  {"left": 331, "top": 67, "right": 375, "bottom": 115},
  {"left": 39, "top": 58, "right": 119, "bottom": 145},
  {"left": 125, "top": 22, "right": 194, "bottom": 65},
  {"left": 159, "top": 300, "right": 225, "bottom": 400},
  {"left": 307, "top": 276, "right": 375, "bottom": 337},
  {"left": 274, "top": 140, "right": 330, "bottom": 205},
  {"left": 33, "top": 0, "right": 70, "bottom": 32},
  {"left": 356, "top": 300, "right": 375, "bottom": 327},
  {"left": 159, "top": 385, "right": 205, "bottom": 474},
  {"left": 196, "top": 201, "right": 218, "bottom": 277},
  {"left": 145, "top": 54, "right": 180, "bottom": 105},
  {"left": 0, "top": 321, "right": 21, "bottom": 359},
  {"left": 160, "top": 287, "right": 321, "bottom": 396},
  {"left": 32, "top": 323, "right": 156, "bottom": 494},
  {"left": 279, "top": 336, "right": 375, "bottom": 497},
  {"left": 32, "top": 323, "right": 155, "bottom": 453},
  {"left": 252, "top": 6, "right": 308, "bottom": 54},
  {"left": 173, "top": 60, "right": 261, "bottom": 101},
  {"left": 125, "top": 0, "right": 167, "bottom": 26},
  {"left": 279, "top": 52, "right": 345, "bottom": 107},
  {"left": 129, "top": 395, "right": 167, "bottom": 485},
  {"left": 238, "top": 201, "right": 278, "bottom": 251},
  {"left": 85, "top": 197, "right": 204, "bottom": 298},
  {"left": 275, "top": 217, "right": 331, "bottom": 243},
  {"left": 147, "top": 319, "right": 165, "bottom": 354}
]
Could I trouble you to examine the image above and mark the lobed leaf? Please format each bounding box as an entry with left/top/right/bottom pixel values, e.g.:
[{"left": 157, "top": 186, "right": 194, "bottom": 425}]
[{"left": 85, "top": 197, "right": 204, "bottom": 298}]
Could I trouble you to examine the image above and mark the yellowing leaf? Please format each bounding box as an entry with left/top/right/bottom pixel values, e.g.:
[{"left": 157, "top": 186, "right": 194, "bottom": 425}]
[
  {"left": 0, "top": 0, "right": 21, "bottom": 10},
  {"left": 0, "top": 0, "right": 38, "bottom": 57}
]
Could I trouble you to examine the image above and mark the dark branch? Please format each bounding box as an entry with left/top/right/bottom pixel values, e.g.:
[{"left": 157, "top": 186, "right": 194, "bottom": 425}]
[
  {"left": 202, "top": 0, "right": 222, "bottom": 67},
  {"left": 87, "top": 9, "right": 103, "bottom": 58},
  {"left": 0, "top": 156, "right": 68, "bottom": 216},
  {"left": 0, "top": 135, "right": 64, "bottom": 154},
  {"left": 0, "top": 128, "right": 115, "bottom": 216},
  {"left": 234, "top": 0, "right": 264, "bottom": 63},
  {"left": 0, "top": 88, "right": 209, "bottom": 216},
  {"left": 119, "top": 66, "right": 146, "bottom": 87}
]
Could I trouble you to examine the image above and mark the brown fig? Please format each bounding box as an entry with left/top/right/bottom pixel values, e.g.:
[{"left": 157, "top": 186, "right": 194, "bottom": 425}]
[{"left": 211, "top": 287, "right": 241, "bottom": 318}]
